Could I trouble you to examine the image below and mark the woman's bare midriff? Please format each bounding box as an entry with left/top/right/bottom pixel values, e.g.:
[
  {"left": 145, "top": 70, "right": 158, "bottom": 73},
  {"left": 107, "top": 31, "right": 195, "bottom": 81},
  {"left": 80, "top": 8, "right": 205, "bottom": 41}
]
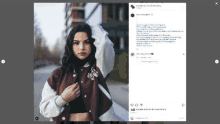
[{"left": 69, "top": 112, "right": 91, "bottom": 121}]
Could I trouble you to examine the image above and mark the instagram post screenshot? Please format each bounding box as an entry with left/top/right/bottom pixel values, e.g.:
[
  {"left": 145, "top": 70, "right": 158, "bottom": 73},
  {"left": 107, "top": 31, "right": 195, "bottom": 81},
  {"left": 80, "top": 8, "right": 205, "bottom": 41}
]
[{"left": 1, "top": 0, "right": 219, "bottom": 124}]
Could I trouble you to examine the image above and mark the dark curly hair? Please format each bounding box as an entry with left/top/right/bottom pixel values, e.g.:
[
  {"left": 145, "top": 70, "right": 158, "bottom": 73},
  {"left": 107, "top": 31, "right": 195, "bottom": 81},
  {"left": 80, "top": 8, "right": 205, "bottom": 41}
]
[{"left": 59, "top": 22, "right": 96, "bottom": 86}]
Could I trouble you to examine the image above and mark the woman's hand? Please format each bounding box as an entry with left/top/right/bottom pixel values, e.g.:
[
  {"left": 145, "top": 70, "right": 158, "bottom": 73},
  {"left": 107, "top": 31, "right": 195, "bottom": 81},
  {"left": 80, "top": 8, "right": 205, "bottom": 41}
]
[{"left": 61, "top": 82, "right": 81, "bottom": 102}]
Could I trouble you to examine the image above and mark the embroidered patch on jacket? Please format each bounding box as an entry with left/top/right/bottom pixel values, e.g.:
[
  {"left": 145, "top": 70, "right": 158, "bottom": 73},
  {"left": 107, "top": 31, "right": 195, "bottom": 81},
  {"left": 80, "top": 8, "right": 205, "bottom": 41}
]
[{"left": 87, "top": 68, "right": 98, "bottom": 80}]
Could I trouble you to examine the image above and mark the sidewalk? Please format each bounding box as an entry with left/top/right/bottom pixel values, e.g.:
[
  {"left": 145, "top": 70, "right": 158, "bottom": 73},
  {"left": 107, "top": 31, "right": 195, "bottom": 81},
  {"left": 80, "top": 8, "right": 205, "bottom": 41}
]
[{"left": 106, "top": 81, "right": 129, "bottom": 121}]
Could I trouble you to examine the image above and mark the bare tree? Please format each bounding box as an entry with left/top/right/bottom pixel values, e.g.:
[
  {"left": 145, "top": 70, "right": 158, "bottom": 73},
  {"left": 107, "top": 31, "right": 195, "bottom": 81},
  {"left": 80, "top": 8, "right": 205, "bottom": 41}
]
[
  {"left": 34, "top": 12, "right": 44, "bottom": 47},
  {"left": 52, "top": 38, "right": 62, "bottom": 57},
  {"left": 34, "top": 12, "right": 52, "bottom": 68}
]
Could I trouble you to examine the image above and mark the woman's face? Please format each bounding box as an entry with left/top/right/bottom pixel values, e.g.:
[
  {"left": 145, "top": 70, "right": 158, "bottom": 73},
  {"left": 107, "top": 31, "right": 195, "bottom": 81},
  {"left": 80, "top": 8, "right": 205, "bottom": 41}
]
[{"left": 73, "top": 32, "right": 91, "bottom": 60}]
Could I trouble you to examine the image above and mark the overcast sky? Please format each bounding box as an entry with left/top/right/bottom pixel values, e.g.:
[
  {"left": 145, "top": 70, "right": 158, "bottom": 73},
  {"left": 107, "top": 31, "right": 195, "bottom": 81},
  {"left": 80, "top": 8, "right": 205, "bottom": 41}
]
[
  {"left": 34, "top": 3, "right": 65, "bottom": 51},
  {"left": 34, "top": 3, "right": 102, "bottom": 52}
]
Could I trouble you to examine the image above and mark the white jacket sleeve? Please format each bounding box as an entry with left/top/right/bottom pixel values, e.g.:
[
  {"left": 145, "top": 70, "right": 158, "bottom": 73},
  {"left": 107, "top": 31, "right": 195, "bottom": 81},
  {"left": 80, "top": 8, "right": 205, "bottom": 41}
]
[
  {"left": 91, "top": 24, "right": 115, "bottom": 78},
  {"left": 39, "top": 81, "right": 68, "bottom": 118}
]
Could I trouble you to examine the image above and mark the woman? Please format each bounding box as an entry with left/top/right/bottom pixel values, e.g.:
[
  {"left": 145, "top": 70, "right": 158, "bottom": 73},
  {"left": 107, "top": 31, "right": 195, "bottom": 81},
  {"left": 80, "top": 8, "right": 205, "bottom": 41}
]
[{"left": 39, "top": 23, "right": 115, "bottom": 124}]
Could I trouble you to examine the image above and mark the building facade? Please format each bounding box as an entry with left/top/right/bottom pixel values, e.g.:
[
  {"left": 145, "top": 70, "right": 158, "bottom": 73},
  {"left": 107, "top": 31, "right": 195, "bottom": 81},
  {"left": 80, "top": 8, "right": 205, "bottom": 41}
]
[
  {"left": 101, "top": 3, "right": 129, "bottom": 55},
  {"left": 64, "top": 3, "right": 86, "bottom": 39},
  {"left": 63, "top": 3, "right": 128, "bottom": 55},
  {"left": 101, "top": 3, "right": 129, "bottom": 82},
  {"left": 60, "top": 3, "right": 86, "bottom": 64}
]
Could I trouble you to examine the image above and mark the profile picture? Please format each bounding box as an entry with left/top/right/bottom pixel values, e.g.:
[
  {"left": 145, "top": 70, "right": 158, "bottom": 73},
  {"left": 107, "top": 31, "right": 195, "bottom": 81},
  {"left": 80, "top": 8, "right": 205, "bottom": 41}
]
[
  {"left": 131, "top": 5, "right": 135, "bottom": 9},
  {"left": 131, "top": 108, "right": 135, "bottom": 111},
  {"left": 131, "top": 53, "right": 135, "bottom": 56},
  {"left": 131, "top": 13, "right": 135, "bottom": 17}
]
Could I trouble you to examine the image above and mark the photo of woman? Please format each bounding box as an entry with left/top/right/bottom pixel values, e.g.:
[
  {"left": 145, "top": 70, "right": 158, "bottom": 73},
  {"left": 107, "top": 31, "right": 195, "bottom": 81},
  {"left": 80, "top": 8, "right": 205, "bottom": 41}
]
[{"left": 39, "top": 22, "right": 116, "bottom": 124}]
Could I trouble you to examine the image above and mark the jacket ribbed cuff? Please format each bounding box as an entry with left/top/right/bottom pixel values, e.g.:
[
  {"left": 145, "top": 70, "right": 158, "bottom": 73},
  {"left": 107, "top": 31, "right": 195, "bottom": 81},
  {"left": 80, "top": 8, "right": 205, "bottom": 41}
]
[{"left": 55, "top": 95, "right": 68, "bottom": 107}]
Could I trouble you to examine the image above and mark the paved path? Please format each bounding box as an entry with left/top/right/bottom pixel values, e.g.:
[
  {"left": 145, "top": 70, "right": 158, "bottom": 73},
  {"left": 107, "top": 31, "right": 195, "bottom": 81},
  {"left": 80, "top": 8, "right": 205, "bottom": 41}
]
[
  {"left": 107, "top": 82, "right": 129, "bottom": 121},
  {"left": 34, "top": 66, "right": 55, "bottom": 121},
  {"left": 107, "top": 82, "right": 129, "bottom": 110}
]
